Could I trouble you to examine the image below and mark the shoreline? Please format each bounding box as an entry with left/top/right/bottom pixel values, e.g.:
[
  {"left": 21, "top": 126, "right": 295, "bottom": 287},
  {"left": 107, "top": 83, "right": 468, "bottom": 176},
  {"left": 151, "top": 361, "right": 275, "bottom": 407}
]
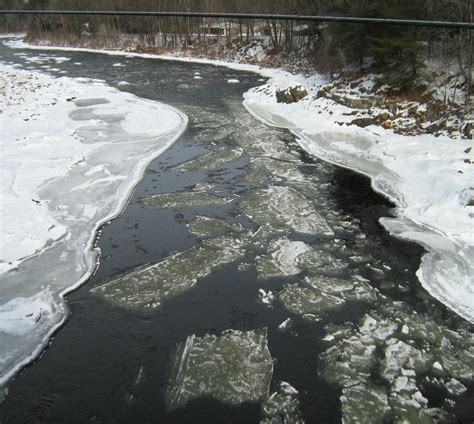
[{"left": 0, "top": 60, "right": 188, "bottom": 394}]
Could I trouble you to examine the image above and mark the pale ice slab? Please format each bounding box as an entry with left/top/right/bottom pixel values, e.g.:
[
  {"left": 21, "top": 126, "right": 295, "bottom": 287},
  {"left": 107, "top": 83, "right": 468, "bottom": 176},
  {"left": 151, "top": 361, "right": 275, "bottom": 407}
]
[
  {"left": 261, "top": 381, "right": 304, "bottom": 424},
  {"left": 0, "top": 64, "right": 187, "bottom": 389},
  {"left": 319, "top": 305, "right": 473, "bottom": 422},
  {"left": 187, "top": 216, "right": 243, "bottom": 238},
  {"left": 256, "top": 238, "right": 311, "bottom": 280},
  {"left": 245, "top": 157, "right": 304, "bottom": 184},
  {"left": 173, "top": 146, "right": 244, "bottom": 172},
  {"left": 165, "top": 329, "right": 273, "bottom": 410},
  {"left": 340, "top": 383, "right": 391, "bottom": 424},
  {"left": 143, "top": 190, "right": 232, "bottom": 210},
  {"left": 296, "top": 248, "right": 348, "bottom": 276},
  {"left": 304, "top": 275, "right": 377, "bottom": 302},
  {"left": 91, "top": 234, "right": 249, "bottom": 309},
  {"left": 278, "top": 284, "right": 345, "bottom": 322},
  {"left": 240, "top": 186, "right": 334, "bottom": 236}
]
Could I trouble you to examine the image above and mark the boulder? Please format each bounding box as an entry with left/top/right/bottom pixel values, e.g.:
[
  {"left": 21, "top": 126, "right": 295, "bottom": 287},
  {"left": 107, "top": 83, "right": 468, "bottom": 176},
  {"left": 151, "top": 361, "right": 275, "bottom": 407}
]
[
  {"left": 276, "top": 85, "right": 308, "bottom": 104},
  {"left": 377, "top": 112, "right": 392, "bottom": 123},
  {"left": 331, "top": 93, "right": 382, "bottom": 109},
  {"left": 351, "top": 117, "right": 376, "bottom": 128}
]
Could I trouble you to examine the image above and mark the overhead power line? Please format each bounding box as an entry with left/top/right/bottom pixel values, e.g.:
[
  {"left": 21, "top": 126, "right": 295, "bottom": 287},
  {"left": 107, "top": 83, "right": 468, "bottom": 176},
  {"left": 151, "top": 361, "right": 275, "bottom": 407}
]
[{"left": 0, "top": 10, "right": 473, "bottom": 29}]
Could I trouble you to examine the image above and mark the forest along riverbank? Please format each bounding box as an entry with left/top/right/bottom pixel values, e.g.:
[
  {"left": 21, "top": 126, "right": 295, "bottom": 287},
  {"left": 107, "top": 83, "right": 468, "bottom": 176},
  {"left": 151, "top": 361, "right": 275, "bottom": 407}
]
[{"left": 0, "top": 41, "right": 473, "bottom": 423}]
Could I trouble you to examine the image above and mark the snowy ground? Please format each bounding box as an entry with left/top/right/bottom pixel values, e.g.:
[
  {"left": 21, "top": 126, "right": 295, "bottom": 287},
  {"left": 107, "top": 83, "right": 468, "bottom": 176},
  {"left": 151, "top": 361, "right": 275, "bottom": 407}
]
[{"left": 0, "top": 62, "right": 187, "bottom": 390}]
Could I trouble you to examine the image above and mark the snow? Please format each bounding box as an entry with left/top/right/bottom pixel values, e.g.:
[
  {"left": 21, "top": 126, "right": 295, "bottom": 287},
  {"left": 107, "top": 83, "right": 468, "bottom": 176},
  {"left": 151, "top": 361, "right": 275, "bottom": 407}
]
[{"left": 0, "top": 63, "right": 187, "bottom": 387}]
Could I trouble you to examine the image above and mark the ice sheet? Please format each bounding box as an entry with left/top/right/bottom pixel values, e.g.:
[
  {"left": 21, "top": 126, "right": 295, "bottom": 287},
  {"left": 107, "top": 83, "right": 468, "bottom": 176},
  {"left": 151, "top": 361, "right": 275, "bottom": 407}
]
[{"left": 0, "top": 64, "right": 187, "bottom": 388}]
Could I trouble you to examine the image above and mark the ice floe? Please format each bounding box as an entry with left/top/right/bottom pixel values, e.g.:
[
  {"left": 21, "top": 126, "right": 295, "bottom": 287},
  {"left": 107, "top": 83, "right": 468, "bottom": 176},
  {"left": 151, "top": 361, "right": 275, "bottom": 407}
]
[
  {"left": 165, "top": 329, "right": 272, "bottom": 410},
  {"left": 255, "top": 238, "right": 310, "bottom": 280},
  {"left": 91, "top": 234, "right": 249, "bottom": 309},
  {"left": 319, "top": 305, "right": 473, "bottom": 423},
  {"left": 143, "top": 189, "right": 233, "bottom": 210},
  {"left": 174, "top": 146, "right": 244, "bottom": 172},
  {"left": 186, "top": 216, "right": 242, "bottom": 238},
  {"left": 261, "top": 381, "right": 303, "bottom": 424},
  {"left": 240, "top": 186, "right": 334, "bottom": 236}
]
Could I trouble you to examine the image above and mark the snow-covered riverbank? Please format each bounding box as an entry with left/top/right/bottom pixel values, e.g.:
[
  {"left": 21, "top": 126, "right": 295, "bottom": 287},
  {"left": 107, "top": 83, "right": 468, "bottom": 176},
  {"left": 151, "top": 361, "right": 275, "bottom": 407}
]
[
  {"left": 0, "top": 62, "right": 187, "bottom": 392},
  {"left": 243, "top": 77, "right": 474, "bottom": 323}
]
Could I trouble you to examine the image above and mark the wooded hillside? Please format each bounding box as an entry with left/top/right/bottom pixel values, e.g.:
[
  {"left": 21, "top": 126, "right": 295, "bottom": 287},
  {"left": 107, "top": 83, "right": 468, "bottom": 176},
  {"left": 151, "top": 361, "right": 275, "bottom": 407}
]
[{"left": 1, "top": 0, "right": 473, "bottom": 97}]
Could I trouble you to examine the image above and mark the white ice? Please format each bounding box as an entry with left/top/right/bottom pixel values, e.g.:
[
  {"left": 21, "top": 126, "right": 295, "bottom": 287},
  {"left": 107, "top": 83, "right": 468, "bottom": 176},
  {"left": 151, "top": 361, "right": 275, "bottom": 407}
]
[{"left": 0, "top": 63, "right": 187, "bottom": 388}]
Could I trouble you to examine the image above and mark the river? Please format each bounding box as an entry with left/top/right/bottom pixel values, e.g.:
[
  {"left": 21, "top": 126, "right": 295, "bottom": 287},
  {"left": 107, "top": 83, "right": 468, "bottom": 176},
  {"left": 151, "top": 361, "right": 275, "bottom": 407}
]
[{"left": 0, "top": 42, "right": 472, "bottom": 423}]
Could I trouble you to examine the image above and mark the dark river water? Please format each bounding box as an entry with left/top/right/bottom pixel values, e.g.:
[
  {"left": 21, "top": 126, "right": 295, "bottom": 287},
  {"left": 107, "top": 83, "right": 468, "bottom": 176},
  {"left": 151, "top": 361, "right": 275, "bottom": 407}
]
[{"left": 0, "top": 42, "right": 472, "bottom": 424}]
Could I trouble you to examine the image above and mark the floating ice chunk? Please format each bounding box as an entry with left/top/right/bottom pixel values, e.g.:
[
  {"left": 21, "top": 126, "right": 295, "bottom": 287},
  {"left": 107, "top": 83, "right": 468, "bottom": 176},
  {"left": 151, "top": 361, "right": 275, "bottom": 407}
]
[
  {"left": 357, "top": 313, "right": 398, "bottom": 341},
  {"left": 259, "top": 289, "right": 275, "bottom": 306},
  {"left": 434, "top": 337, "right": 474, "bottom": 381},
  {"left": 296, "top": 248, "right": 347, "bottom": 276},
  {"left": 261, "top": 381, "right": 304, "bottom": 424},
  {"left": 256, "top": 238, "right": 311, "bottom": 280},
  {"left": 388, "top": 377, "right": 436, "bottom": 422},
  {"left": 381, "top": 338, "right": 433, "bottom": 381},
  {"left": 112, "top": 62, "right": 125, "bottom": 67},
  {"left": 165, "top": 329, "right": 273, "bottom": 410},
  {"left": 304, "top": 275, "right": 377, "bottom": 303},
  {"left": 174, "top": 146, "right": 244, "bottom": 172},
  {"left": 445, "top": 378, "right": 467, "bottom": 395},
  {"left": 319, "top": 334, "right": 376, "bottom": 386},
  {"left": 245, "top": 157, "right": 304, "bottom": 183},
  {"left": 340, "top": 383, "right": 391, "bottom": 424},
  {"left": 187, "top": 216, "right": 242, "bottom": 238},
  {"left": 240, "top": 186, "right": 334, "bottom": 236},
  {"left": 118, "top": 81, "right": 130, "bottom": 86},
  {"left": 52, "top": 56, "right": 71, "bottom": 63},
  {"left": 279, "top": 284, "right": 344, "bottom": 322},
  {"left": 91, "top": 234, "right": 248, "bottom": 309},
  {"left": 193, "top": 75, "right": 203, "bottom": 80},
  {"left": 277, "top": 318, "right": 292, "bottom": 332},
  {"left": 227, "top": 79, "right": 240, "bottom": 84},
  {"left": 143, "top": 190, "right": 232, "bottom": 210}
]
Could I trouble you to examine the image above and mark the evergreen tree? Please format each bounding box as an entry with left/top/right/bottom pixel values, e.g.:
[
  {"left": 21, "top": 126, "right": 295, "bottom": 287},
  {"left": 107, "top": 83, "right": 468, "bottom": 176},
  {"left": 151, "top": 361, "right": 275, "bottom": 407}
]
[{"left": 368, "top": 1, "right": 426, "bottom": 89}]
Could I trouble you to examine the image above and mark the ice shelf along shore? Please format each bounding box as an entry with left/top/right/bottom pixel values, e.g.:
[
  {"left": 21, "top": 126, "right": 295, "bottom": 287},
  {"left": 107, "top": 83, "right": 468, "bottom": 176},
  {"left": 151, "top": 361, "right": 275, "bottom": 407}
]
[
  {"left": 243, "top": 75, "right": 474, "bottom": 324},
  {"left": 10, "top": 37, "right": 471, "bottom": 323},
  {"left": 0, "top": 63, "right": 187, "bottom": 392}
]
